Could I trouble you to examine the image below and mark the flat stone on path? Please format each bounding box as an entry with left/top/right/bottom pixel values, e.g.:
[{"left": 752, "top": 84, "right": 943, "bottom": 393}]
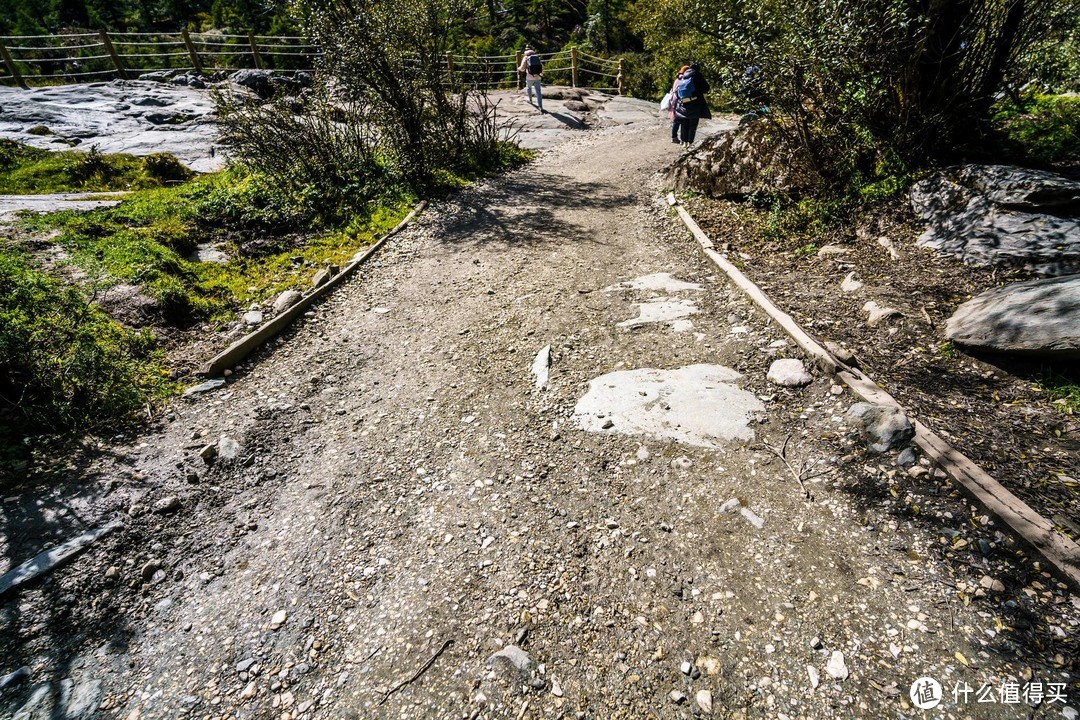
[
  {"left": 603, "top": 272, "right": 703, "bottom": 293},
  {"left": 946, "top": 274, "right": 1080, "bottom": 358},
  {"left": 574, "top": 364, "right": 764, "bottom": 447},
  {"left": 617, "top": 298, "right": 699, "bottom": 331}
]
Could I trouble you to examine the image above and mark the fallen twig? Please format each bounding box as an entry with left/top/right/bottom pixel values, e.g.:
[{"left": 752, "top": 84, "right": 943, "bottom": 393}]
[
  {"left": 379, "top": 638, "right": 453, "bottom": 705},
  {"left": 759, "top": 436, "right": 814, "bottom": 501}
]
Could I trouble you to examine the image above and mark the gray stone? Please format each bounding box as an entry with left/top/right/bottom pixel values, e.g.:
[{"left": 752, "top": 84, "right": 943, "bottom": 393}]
[
  {"left": 695, "top": 689, "right": 713, "bottom": 714},
  {"left": 896, "top": 447, "right": 917, "bottom": 467},
  {"left": 807, "top": 665, "right": 820, "bottom": 689},
  {"left": 486, "top": 644, "right": 535, "bottom": 677},
  {"left": 236, "top": 658, "right": 256, "bottom": 673},
  {"left": 564, "top": 100, "right": 588, "bottom": 112},
  {"left": 841, "top": 272, "right": 863, "bottom": 293},
  {"left": 862, "top": 301, "right": 902, "bottom": 327},
  {"left": 198, "top": 443, "right": 217, "bottom": 462},
  {"left": 0, "top": 666, "right": 30, "bottom": 690},
  {"left": 153, "top": 496, "right": 182, "bottom": 514},
  {"left": 667, "top": 120, "right": 820, "bottom": 198},
  {"left": 12, "top": 683, "right": 53, "bottom": 720},
  {"left": 217, "top": 436, "right": 242, "bottom": 461},
  {"left": 183, "top": 378, "right": 226, "bottom": 396},
  {"left": 273, "top": 289, "right": 303, "bottom": 314},
  {"left": 669, "top": 689, "right": 687, "bottom": 704},
  {"left": 825, "top": 650, "right": 848, "bottom": 680},
  {"left": 911, "top": 165, "right": 1080, "bottom": 276},
  {"left": 846, "top": 402, "right": 915, "bottom": 453},
  {"left": 243, "top": 310, "right": 264, "bottom": 325},
  {"left": 766, "top": 358, "right": 812, "bottom": 387},
  {"left": 57, "top": 677, "right": 103, "bottom": 720},
  {"left": 312, "top": 266, "right": 338, "bottom": 288},
  {"left": 530, "top": 345, "right": 551, "bottom": 389},
  {"left": 945, "top": 274, "right": 1080, "bottom": 358},
  {"left": 230, "top": 69, "right": 275, "bottom": 98},
  {"left": 140, "top": 560, "right": 162, "bottom": 582}
]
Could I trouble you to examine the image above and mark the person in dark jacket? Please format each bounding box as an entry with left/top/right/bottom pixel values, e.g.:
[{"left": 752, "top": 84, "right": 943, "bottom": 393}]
[{"left": 673, "top": 63, "right": 712, "bottom": 146}]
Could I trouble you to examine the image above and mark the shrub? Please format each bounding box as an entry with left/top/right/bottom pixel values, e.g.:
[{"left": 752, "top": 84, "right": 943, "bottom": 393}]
[
  {"left": 0, "top": 250, "right": 172, "bottom": 446},
  {"left": 994, "top": 94, "right": 1080, "bottom": 166}
]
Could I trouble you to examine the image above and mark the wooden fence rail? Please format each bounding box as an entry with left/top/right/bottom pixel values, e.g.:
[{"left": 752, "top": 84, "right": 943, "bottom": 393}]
[{"left": 0, "top": 31, "right": 624, "bottom": 93}]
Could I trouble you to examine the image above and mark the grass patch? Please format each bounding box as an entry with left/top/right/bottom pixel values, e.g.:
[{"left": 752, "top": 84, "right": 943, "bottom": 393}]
[
  {"left": 993, "top": 94, "right": 1080, "bottom": 166},
  {"left": 1038, "top": 372, "right": 1080, "bottom": 415},
  {"left": 0, "top": 248, "right": 176, "bottom": 449},
  {"left": 0, "top": 140, "right": 192, "bottom": 194}
]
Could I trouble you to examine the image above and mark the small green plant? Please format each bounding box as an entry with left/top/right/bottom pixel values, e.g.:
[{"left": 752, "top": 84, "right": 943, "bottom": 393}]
[
  {"left": 938, "top": 341, "right": 957, "bottom": 359},
  {"left": 994, "top": 94, "right": 1080, "bottom": 165},
  {"left": 1037, "top": 372, "right": 1080, "bottom": 415}
]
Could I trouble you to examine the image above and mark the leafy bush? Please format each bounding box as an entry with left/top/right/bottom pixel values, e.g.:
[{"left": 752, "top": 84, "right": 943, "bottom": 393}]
[
  {"left": 296, "top": 0, "right": 524, "bottom": 190},
  {"left": 634, "top": 0, "right": 1077, "bottom": 189},
  {"left": 0, "top": 250, "right": 172, "bottom": 445},
  {"left": 994, "top": 94, "right": 1080, "bottom": 166}
]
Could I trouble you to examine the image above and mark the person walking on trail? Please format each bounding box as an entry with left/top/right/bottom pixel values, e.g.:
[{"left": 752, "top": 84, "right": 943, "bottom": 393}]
[
  {"left": 519, "top": 45, "right": 544, "bottom": 113},
  {"left": 673, "top": 63, "right": 712, "bottom": 146},
  {"left": 667, "top": 65, "right": 690, "bottom": 145}
]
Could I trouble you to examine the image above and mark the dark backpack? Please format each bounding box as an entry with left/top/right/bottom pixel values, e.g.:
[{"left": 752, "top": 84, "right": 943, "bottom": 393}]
[{"left": 527, "top": 54, "right": 542, "bottom": 75}]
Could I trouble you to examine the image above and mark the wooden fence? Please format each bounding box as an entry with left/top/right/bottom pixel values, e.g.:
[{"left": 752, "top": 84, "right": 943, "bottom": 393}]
[{"left": 0, "top": 32, "right": 624, "bottom": 94}]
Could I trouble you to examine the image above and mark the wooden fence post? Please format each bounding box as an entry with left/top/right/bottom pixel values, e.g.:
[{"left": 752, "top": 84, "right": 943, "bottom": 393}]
[
  {"left": 617, "top": 58, "right": 624, "bottom": 96},
  {"left": 248, "top": 33, "right": 263, "bottom": 69},
  {"left": 515, "top": 51, "right": 522, "bottom": 89},
  {"left": 181, "top": 29, "right": 204, "bottom": 74},
  {"left": 0, "top": 39, "right": 27, "bottom": 89},
  {"left": 100, "top": 30, "right": 128, "bottom": 80},
  {"left": 570, "top": 46, "right": 578, "bottom": 88}
]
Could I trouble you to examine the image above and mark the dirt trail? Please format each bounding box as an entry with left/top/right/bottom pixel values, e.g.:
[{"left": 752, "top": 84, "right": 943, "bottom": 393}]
[{"left": 1, "top": 122, "right": 1077, "bottom": 720}]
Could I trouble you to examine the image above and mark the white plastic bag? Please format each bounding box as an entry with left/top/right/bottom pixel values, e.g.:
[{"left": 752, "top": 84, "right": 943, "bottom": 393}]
[{"left": 659, "top": 91, "right": 672, "bottom": 111}]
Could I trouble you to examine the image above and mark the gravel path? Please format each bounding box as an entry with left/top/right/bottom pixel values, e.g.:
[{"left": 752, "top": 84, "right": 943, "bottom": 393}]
[{"left": 1, "top": 123, "right": 1077, "bottom": 720}]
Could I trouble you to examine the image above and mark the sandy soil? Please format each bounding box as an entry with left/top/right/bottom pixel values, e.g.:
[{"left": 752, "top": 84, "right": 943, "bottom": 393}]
[{"left": 0, "top": 122, "right": 1077, "bottom": 720}]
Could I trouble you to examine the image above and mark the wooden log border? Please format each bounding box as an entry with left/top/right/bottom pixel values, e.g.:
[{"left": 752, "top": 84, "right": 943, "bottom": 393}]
[
  {"left": 667, "top": 193, "right": 1080, "bottom": 589},
  {"left": 199, "top": 200, "right": 427, "bottom": 377}
]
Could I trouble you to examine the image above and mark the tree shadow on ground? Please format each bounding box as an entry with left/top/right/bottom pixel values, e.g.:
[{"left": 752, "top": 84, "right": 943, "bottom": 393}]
[
  {"left": 0, "top": 442, "right": 136, "bottom": 718},
  {"left": 432, "top": 167, "right": 636, "bottom": 250},
  {"left": 825, "top": 446, "right": 1078, "bottom": 682}
]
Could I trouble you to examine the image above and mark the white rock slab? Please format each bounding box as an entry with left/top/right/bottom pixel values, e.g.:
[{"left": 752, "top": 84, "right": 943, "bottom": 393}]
[
  {"left": 618, "top": 298, "right": 699, "bottom": 330},
  {"left": 603, "top": 272, "right": 703, "bottom": 293},
  {"left": 574, "top": 364, "right": 764, "bottom": 447},
  {"left": 530, "top": 344, "right": 551, "bottom": 388}
]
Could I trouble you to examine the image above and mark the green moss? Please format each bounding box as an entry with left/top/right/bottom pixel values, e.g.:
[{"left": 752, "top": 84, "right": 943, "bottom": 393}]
[
  {"left": 0, "top": 249, "right": 176, "bottom": 453},
  {"left": 0, "top": 141, "right": 193, "bottom": 194}
]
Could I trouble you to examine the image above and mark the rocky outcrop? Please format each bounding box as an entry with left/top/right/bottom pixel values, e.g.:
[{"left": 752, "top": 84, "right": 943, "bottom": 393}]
[
  {"left": 910, "top": 165, "right": 1080, "bottom": 276},
  {"left": 945, "top": 274, "right": 1080, "bottom": 358},
  {"left": 666, "top": 120, "right": 821, "bottom": 198},
  {"left": 0, "top": 80, "right": 221, "bottom": 172}
]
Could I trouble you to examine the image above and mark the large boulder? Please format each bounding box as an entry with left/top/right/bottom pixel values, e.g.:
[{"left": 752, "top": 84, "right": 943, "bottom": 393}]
[
  {"left": 666, "top": 120, "right": 821, "bottom": 198},
  {"left": 230, "top": 69, "right": 275, "bottom": 99},
  {"left": 945, "top": 274, "right": 1080, "bottom": 358},
  {"left": 910, "top": 165, "right": 1080, "bottom": 276}
]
